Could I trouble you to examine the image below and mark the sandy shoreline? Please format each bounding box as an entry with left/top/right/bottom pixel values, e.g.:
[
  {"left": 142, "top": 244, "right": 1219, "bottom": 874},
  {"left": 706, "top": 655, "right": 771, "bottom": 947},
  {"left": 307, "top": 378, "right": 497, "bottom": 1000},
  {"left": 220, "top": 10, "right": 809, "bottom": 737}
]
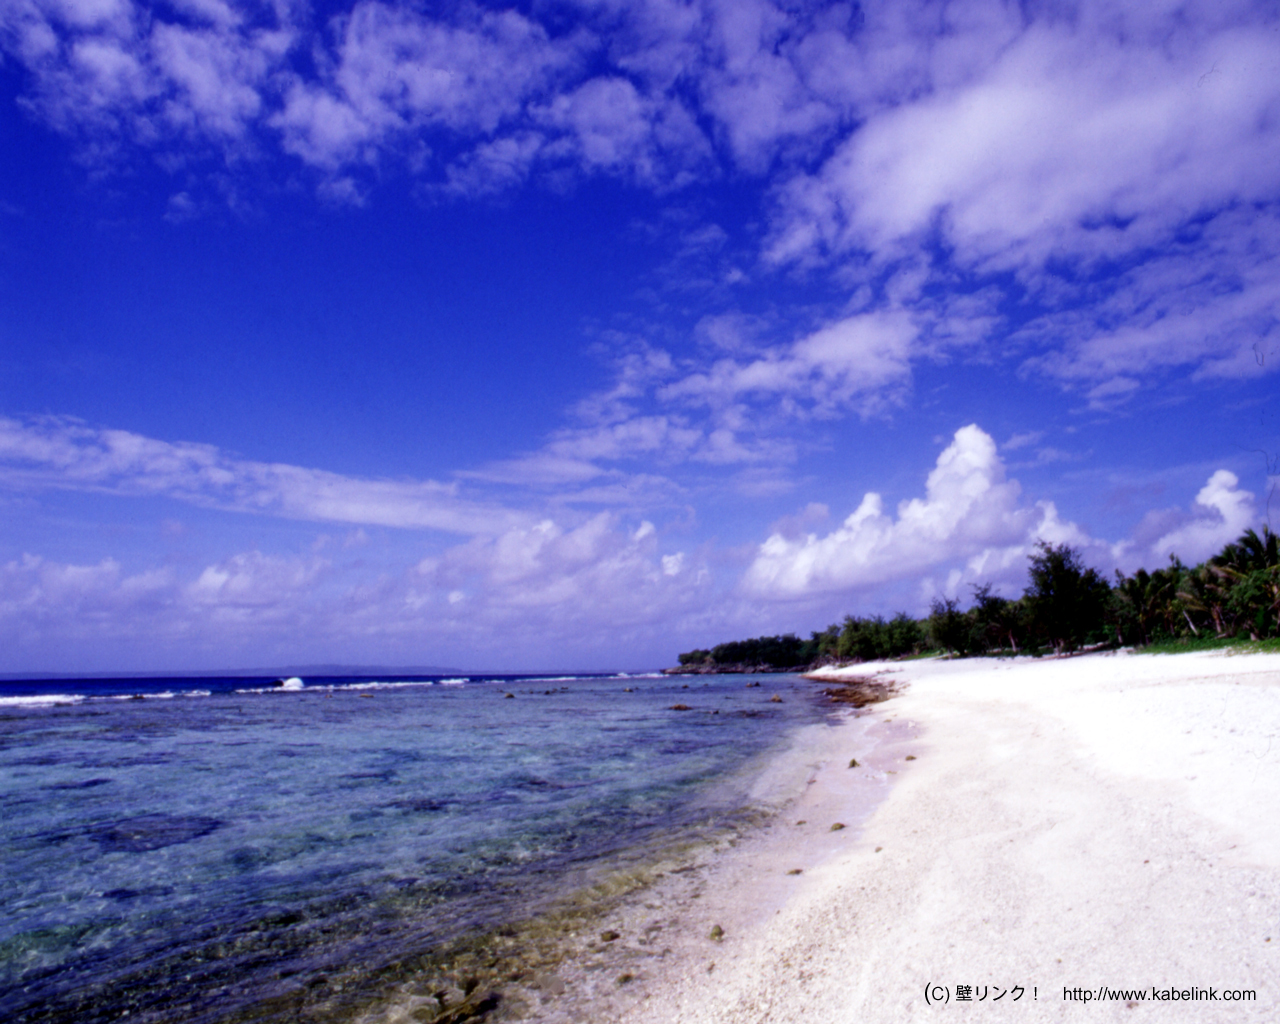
[{"left": 586, "top": 649, "right": 1280, "bottom": 1022}]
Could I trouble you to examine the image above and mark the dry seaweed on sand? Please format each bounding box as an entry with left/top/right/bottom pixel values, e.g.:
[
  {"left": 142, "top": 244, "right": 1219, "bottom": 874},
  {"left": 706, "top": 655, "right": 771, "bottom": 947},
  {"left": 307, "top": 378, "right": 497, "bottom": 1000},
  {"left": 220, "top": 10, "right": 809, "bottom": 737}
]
[{"left": 806, "top": 675, "right": 899, "bottom": 708}]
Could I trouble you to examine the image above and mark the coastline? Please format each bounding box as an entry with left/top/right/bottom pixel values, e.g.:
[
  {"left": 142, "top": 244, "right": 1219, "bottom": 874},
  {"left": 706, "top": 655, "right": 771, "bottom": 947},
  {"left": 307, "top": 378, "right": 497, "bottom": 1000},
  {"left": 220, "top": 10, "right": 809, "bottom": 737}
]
[
  {"left": 359, "top": 687, "right": 902, "bottom": 1024},
  {"left": 608, "top": 649, "right": 1280, "bottom": 1022}
]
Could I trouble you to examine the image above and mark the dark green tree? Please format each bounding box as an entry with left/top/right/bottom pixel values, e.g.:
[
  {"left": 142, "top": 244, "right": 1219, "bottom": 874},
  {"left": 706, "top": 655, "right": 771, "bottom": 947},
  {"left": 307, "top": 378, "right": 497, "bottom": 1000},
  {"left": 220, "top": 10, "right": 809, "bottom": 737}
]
[
  {"left": 1024, "top": 542, "right": 1112, "bottom": 653},
  {"left": 967, "top": 584, "right": 1023, "bottom": 653},
  {"left": 927, "top": 597, "right": 969, "bottom": 655}
]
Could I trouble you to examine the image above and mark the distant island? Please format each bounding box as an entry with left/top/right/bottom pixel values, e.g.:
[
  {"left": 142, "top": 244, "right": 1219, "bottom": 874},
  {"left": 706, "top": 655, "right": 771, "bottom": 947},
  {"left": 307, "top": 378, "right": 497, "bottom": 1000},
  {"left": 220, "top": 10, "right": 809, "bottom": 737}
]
[{"left": 667, "top": 529, "right": 1280, "bottom": 674}]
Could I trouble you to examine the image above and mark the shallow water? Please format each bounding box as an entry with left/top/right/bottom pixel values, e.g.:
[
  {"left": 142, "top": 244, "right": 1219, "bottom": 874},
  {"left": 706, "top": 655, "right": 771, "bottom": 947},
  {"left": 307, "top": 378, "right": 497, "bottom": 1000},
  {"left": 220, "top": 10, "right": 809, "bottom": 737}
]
[{"left": 0, "top": 672, "right": 830, "bottom": 1023}]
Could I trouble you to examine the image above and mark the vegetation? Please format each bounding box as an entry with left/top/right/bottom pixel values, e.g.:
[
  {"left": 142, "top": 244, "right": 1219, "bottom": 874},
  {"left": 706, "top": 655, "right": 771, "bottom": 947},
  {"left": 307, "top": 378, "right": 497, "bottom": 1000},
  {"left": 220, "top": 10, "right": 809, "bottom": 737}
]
[{"left": 674, "top": 526, "right": 1280, "bottom": 671}]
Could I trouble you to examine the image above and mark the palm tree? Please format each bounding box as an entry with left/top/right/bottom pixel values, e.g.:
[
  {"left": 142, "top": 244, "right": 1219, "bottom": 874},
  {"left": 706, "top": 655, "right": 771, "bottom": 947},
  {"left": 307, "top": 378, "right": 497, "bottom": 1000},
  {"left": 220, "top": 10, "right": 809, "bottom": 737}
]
[{"left": 1187, "top": 527, "right": 1280, "bottom": 639}]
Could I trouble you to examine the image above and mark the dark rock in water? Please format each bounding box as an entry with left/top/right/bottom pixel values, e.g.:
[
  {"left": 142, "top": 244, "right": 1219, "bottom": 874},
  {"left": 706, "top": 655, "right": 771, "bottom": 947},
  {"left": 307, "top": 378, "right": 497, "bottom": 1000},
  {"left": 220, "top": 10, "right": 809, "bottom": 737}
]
[
  {"left": 769, "top": 694, "right": 783, "bottom": 703},
  {"left": 709, "top": 924, "right": 724, "bottom": 941},
  {"left": 385, "top": 797, "right": 452, "bottom": 814},
  {"left": 102, "top": 885, "right": 175, "bottom": 900},
  {"left": 87, "top": 814, "right": 223, "bottom": 853},
  {"left": 668, "top": 704, "right": 692, "bottom": 711},
  {"left": 663, "top": 662, "right": 808, "bottom": 675},
  {"left": 600, "top": 929, "right": 621, "bottom": 942},
  {"left": 46, "top": 777, "right": 113, "bottom": 790},
  {"left": 504, "top": 693, "right": 515, "bottom": 699}
]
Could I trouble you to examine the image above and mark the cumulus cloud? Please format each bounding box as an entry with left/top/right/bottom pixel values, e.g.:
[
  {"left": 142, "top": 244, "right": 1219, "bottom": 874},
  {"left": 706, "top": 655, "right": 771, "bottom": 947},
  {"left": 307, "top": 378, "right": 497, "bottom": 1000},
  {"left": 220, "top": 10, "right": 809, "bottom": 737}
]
[
  {"left": 1123, "top": 470, "right": 1259, "bottom": 569},
  {"left": 742, "top": 424, "right": 1085, "bottom": 598},
  {"left": 743, "top": 426, "right": 1269, "bottom": 607},
  {"left": 0, "top": 509, "right": 709, "bottom": 669},
  {"left": 0, "top": 415, "right": 522, "bottom": 533},
  {"left": 186, "top": 550, "right": 329, "bottom": 612},
  {"left": 0, "top": 552, "right": 172, "bottom": 642}
]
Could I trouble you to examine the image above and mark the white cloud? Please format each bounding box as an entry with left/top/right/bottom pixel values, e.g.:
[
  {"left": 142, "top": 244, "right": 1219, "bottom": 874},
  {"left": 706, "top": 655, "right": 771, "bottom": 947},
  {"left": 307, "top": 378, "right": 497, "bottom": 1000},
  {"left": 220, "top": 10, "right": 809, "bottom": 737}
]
[
  {"left": 742, "top": 424, "right": 1084, "bottom": 598},
  {"left": 0, "top": 503, "right": 709, "bottom": 666},
  {"left": 186, "top": 551, "right": 328, "bottom": 610},
  {"left": 0, "top": 506, "right": 713, "bottom": 670},
  {"left": 761, "top": 3, "right": 1280, "bottom": 398},
  {"left": 1017, "top": 208, "right": 1280, "bottom": 396},
  {"left": 272, "top": 3, "right": 575, "bottom": 169},
  {"left": 769, "top": 16, "right": 1280, "bottom": 267},
  {"left": 456, "top": 310, "right": 920, "bottom": 502},
  {"left": 0, "top": 415, "right": 522, "bottom": 534},
  {"left": 1131, "top": 470, "right": 1258, "bottom": 568},
  {"left": 661, "top": 311, "right": 918, "bottom": 419}
]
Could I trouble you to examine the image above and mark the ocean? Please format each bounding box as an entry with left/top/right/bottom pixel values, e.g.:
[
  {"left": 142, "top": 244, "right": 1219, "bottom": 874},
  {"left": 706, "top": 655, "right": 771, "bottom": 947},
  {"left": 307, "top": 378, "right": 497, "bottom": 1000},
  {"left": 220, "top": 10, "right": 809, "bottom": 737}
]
[{"left": 0, "top": 671, "right": 836, "bottom": 1023}]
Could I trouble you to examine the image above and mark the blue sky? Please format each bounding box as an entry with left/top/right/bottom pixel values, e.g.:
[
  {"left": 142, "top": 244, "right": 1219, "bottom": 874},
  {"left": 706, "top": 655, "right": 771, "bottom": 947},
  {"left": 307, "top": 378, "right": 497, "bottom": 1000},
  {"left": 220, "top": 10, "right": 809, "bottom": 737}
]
[{"left": 1, "top": 0, "right": 1278, "bottom": 672}]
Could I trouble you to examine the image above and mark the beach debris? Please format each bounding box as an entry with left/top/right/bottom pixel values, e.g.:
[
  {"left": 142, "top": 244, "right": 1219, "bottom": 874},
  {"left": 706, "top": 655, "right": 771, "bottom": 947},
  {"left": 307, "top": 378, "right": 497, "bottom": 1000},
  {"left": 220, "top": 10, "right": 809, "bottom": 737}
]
[
  {"left": 819, "top": 677, "right": 896, "bottom": 707},
  {"left": 875, "top": 847, "right": 883, "bottom": 852},
  {"left": 830, "top": 822, "right": 846, "bottom": 831},
  {"left": 669, "top": 704, "right": 692, "bottom": 711},
  {"left": 848, "top": 758, "right": 860, "bottom": 768},
  {"left": 769, "top": 694, "right": 783, "bottom": 703},
  {"left": 709, "top": 924, "right": 724, "bottom": 941},
  {"left": 413, "top": 984, "right": 499, "bottom": 1024},
  {"left": 786, "top": 868, "right": 803, "bottom": 875},
  {"left": 617, "top": 973, "right": 635, "bottom": 985},
  {"left": 905, "top": 755, "right": 917, "bottom": 761},
  {"left": 600, "top": 929, "right": 621, "bottom": 942},
  {"left": 795, "top": 819, "right": 807, "bottom": 825}
]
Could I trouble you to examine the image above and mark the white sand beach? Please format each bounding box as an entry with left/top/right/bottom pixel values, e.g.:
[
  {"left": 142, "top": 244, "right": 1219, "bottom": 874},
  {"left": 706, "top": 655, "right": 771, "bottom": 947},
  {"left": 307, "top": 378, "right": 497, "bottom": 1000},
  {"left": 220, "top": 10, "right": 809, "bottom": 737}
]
[{"left": 606, "top": 650, "right": 1280, "bottom": 1022}]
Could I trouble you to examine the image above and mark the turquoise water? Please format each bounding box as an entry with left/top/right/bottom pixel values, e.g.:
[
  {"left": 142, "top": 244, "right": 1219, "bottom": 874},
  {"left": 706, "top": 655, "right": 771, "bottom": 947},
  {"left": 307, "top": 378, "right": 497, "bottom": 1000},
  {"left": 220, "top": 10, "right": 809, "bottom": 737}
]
[{"left": 0, "top": 672, "right": 829, "bottom": 1023}]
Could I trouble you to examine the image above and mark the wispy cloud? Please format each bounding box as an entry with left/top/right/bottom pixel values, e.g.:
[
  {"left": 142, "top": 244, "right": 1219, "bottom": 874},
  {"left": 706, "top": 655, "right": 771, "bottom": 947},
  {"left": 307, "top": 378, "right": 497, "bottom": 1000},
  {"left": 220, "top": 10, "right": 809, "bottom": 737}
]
[{"left": 0, "top": 415, "right": 523, "bottom": 533}]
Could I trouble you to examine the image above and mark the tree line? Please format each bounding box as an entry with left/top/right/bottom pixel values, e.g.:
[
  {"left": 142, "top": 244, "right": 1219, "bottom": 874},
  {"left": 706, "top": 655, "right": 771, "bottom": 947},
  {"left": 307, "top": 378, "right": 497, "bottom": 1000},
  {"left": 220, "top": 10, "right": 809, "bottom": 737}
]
[{"left": 676, "top": 526, "right": 1280, "bottom": 670}]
